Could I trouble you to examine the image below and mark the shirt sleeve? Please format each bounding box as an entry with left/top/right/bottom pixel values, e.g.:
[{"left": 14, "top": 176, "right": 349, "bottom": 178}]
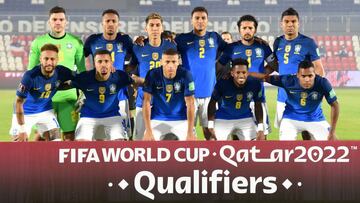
[
  {"left": 27, "top": 39, "right": 40, "bottom": 69},
  {"left": 272, "top": 37, "right": 280, "bottom": 60},
  {"left": 216, "top": 33, "right": 227, "bottom": 53},
  {"left": 184, "top": 70, "right": 195, "bottom": 96},
  {"left": 253, "top": 81, "right": 263, "bottom": 102},
  {"left": 143, "top": 71, "right": 154, "bottom": 94},
  {"left": 210, "top": 81, "right": 223, "bottom": 101},
  {"left": 117, "top": 70, "right": 134, "bottom": 87},
  {"left": 16, "top": 72, "right": 32, "bottom": 98},
  {"left": 308, "top": 38, "right": 320, "bottom": 62},
  {"left": 218, "top": 43, "right": 233, "bottom": 65},
  {"left": 75, "top": 37, "right": 86, "bottom": 73},
  {"left": 321, "top": 77, "right": 337, "bottom": 104},
  {"left": 58, "top": 66, "right": 76, "bottom": 81},
  {"left": 263, "top": 44, "right": 275, "bottom": 64},
  {"left": 83, "top": 35, "right": 93, "bottom": 58},
  {"left": 268, "top": 75, "right": 286, "bottom": 88}
]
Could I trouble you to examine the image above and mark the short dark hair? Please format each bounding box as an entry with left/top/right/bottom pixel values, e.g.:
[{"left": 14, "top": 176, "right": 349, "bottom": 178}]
[
  {"left": 163, "top": 48, "right": 179, "bottom": 56},
  {"left": 298, "top": 60, "right": 314, "bottom": 72},
  {"left": 231, "top": 58, "right": 249, "bottom": 70},
  {"left": 94, "top": 50, "right": 112, "bottom": 58},
  {"left": 102, "top": 9, "right": 119, "bottom": 18},
  {"left": 281, "top": 7, "right": 299, "bottom": 20},
  {"left": 237, "top": 15, "right": 258, "bottom": 30},
  {"left": 221, "top": 31, "right": 232, "bottom": 37},
  {"left": 41, "top": 44, "right": 59, "bottom": 53},
  {"left": 49, "top": 6, "right": 66, "bottom": 16},
  {"left": 191, "top": 6, "right": 208, "bottom": 17}
]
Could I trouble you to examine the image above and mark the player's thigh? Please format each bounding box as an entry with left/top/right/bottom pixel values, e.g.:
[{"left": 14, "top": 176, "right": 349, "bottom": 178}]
[
  {"left": 118, "top": 100, "right": 128, "bottom": 118},
  {"left": 36, "top": 110, "right": 60, "bottom": 134},
  {"left": 151, "top": 120, "right": 171, "bottom": 141},
  {"left": 53, "top": 100, "right": 78, "bottom": 132},
  {"left": 279, "top": 118, "right": 300, "bottom": 140},
  {"left": 75, "top": 118, "right": 97, "bottom": 141},
  {"left": 274, "top": 101, "right": 286, "bottom": 129},
  {"left": 305, "top": 121, "right": 330, "bottom": 141},
  {"left": 214, "top": 119, "right": 233, "bottom": 140},
  {"left": 169, "top": 120, "right": 190, "bottom": 141},
  {"left": 103, "top": 116, "right": 128, "bottom": 140},
  {"left": 196, "top": 97, "right": 210, "bottom": 127},
  {"left": 233, "top": 118, "right": 257, "bottom": 140},
  {"left": 134, "top": 107, "right": 145, "bottom": 140}
]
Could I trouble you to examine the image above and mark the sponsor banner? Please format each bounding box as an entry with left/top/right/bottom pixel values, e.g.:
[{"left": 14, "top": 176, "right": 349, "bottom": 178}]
[{"left": 0, "top": 141, "right": 359, "bottom": 203}]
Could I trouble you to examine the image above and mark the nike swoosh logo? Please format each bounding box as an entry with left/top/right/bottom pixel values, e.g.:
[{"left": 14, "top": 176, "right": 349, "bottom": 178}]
[
  {"left": 277, "top": 48, "right": 283, "bottom": 51},
  {"left": 86, "top": 89, "right": 94, "bottom": 91},
  {"left": 33, "top": 88, "right": 40, "bottom": 90},
  {"left": 156, "top": 86, "right": 163, "bottom": 89},
  {"left": 289, "top": 91, "right": 296, "bottom": 94},
  {"left": 187, "top": 41, "right": 194, "bottom": 45},
  {"left": 95, "top": 46, "right": 103, "bottom": 50},
  {"left": 225, "top": 96, "right": 233, "bottom": 98},
  {"left": 141, "top": 54, "right": 149, "bottom": 57},
  {"left": 234, "top": 52, "right": 241, "bottom": 55}
]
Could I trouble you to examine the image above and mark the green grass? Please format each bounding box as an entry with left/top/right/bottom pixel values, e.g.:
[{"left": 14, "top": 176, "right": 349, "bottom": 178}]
[{"left": 1, "top": 88, "right": 359, "bottom": 141}]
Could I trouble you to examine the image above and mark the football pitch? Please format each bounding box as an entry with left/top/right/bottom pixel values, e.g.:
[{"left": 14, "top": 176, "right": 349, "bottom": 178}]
[{"left": 0, "top": 88, "right": 359, "bottom": 141}]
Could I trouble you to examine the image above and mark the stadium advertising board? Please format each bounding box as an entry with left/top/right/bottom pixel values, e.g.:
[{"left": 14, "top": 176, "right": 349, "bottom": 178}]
[{"left": 0, "top": 141, "right": 359, "bottom": 203}]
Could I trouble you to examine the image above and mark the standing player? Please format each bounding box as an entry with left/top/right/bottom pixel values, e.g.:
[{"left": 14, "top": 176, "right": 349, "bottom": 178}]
[
  {"left": 217, "top": 15, "right": 276, "bottom": 136},
  {"left": 273, "top": 8, "right": 325, "bottom": 139},
  {"left": 72, "top": 50, "right": 140, "bottom": 141},
  {"left": 175, "top": 7, "right": 226, "bottom": 140},
  {"left": 255, "top": 60, "right": 338, "bottom": 140},
  {"left": 10, "top": 44, "right": 74, "bottom": 141},
  {"left": 28, "top": 6, "right": 85, "bottom": 141},
  {"left": 84, "top": 9, "right": 134, "bottom": 137},
  {"left": 142, "top": 49, "right": 196, "bottom": 141},
  {"left": 208, "top": 58, "right": 265, "bottom": 141},
  {"left": 131, "top": 13, "right": 177, "bottom": 140}
]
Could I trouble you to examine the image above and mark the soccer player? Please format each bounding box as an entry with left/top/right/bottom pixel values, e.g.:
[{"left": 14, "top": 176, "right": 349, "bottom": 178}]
[
  {"left": 10, "top": 44, "right": 74, "bottom": 141},
  {"left": 131, "top": 13, "right": 177, "bottom": 140},
  {"left": 28, "top": 6, "right": 85, "bottom": 141},
  {"left": 255, "top": 60, "right": 338, "bottom": 140},
  {"left": 142, "top": 49, "right": 196, "bottom": 141},
  {"left": 220, "top": 31, "right": 233, "bottom": 44},
  {"left": 84, "top": 9, "right": 134, "bottom": 138},
  {"left": 175, "top": 7, "right": 226, "bottom": 140},
  {"left": 273, "top": 8, "right": 325, "bottom": 140},
  {"left": 217, "top": 15, "right": 276, "bottom": 136},
  {"left": 71, "top": 50, "right": 140, "bottom": 141},
  {"left": 208, "top": 58, "right": 265, "bottom": 141}
]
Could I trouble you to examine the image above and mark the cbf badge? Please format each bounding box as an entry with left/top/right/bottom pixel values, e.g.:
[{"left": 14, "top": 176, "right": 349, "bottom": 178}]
[
  {"left": 106, "top": 43, "right": 113, "bottom": 51},
  {"left": 45, "top": 83, "right": 52, "bottom": 91},
  {"left": 152, "top": 52, "right": 159, "bottom": 60},
  {"left": 294, "top": 44, "right": 302, "bottom": 54},
  {"left": 208, "top": 37, "right": 215, "bottom": 47},
  {"left": 285, "top": 45, "right": 291, "bottom": 53},
  {"left": 110, "top": 84, "right": 117, "bottom": 94},
  {"left": 99, "top": 87, "right": 106, "bottom": 94},
  {"left": 199, "top": 39, "right": 205, "bottom": 47},
  {"left": 245, "top": 49, "right": 252, "bottom": 57},
  {"left": 174, "top": 82, "right": 181, "bottom": 93},
  {"left": 166, "top": 84, "right": 173, "bottom": 93}
]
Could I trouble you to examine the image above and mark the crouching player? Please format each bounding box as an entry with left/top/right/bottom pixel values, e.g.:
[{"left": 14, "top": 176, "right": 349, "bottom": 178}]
[
  {"left": 10, "top": 44, "right": 74, "bottom": 141},
  {"left": 142, "top": 49, "right": 196, "bottom": 141},
  {"left": 253, "top": 60, "right": 339, "bottom": 140},
  {"left": 71, "top": 50, "right": 141, "bottom": 141},
  {"left": 208, "top": 58, "right": 265, "bottom": 140}
]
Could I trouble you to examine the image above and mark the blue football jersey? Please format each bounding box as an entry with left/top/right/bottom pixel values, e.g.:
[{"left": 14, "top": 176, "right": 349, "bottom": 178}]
[
  {"left": 175, "top": 31, "right": 226, "bottom": 98},
  {"left": 143, "top": 67, "right": 195, "bottom": 121},
  {"left": 16, "top": 65, "right": 74, "bottom": 114},
  {"left": 273, "top": 33, "right": 320, "bottom": 102},
  {"left": 218, "top": 40, "right": 273, "bottom": 102},
  {"left": 268, "top": 74, "right": 337, "bottom": 122},
  {"left": 84, "top": 32, "right": 133, "bottom": 101},
  {"left": 71, "top": 70, "right": 133, "bottom": 118},
  {"left": 132, "top": 39, "right": 177, "bottom": 107},
  {"left": 211, "top": 77, "right": 262, "bottom": 120}
]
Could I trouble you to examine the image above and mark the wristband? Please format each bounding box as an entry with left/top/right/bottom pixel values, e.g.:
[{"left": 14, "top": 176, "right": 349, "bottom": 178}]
[
  {"left": 208, "top": 120, "right": 214, "bottom": 129},
  {"left": 257, "top": 123, "right": 264, "bottom": 132},
  {"left": 18, "top": 124, "right": 26, "bottom": 133}
]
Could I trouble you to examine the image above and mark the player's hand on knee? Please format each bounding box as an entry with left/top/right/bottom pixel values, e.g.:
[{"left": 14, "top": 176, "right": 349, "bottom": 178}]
[
  {"left": 186, "top": 131, "right": 197, "bottom": 141},
  {"left": 256, "top": 131, "right": 266, "bottom": 140},
  {"left": 208, "top": 128, "right": 217, "bottom": 141},
  {"left": 327, "top": 132, "right": 337, "bottom": 141},
  {"left": 17, "top": 132, "right": 28, "bottom": 142},
  {"left": 143, "top": 130, "right": 154, "bottom": 141}
]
